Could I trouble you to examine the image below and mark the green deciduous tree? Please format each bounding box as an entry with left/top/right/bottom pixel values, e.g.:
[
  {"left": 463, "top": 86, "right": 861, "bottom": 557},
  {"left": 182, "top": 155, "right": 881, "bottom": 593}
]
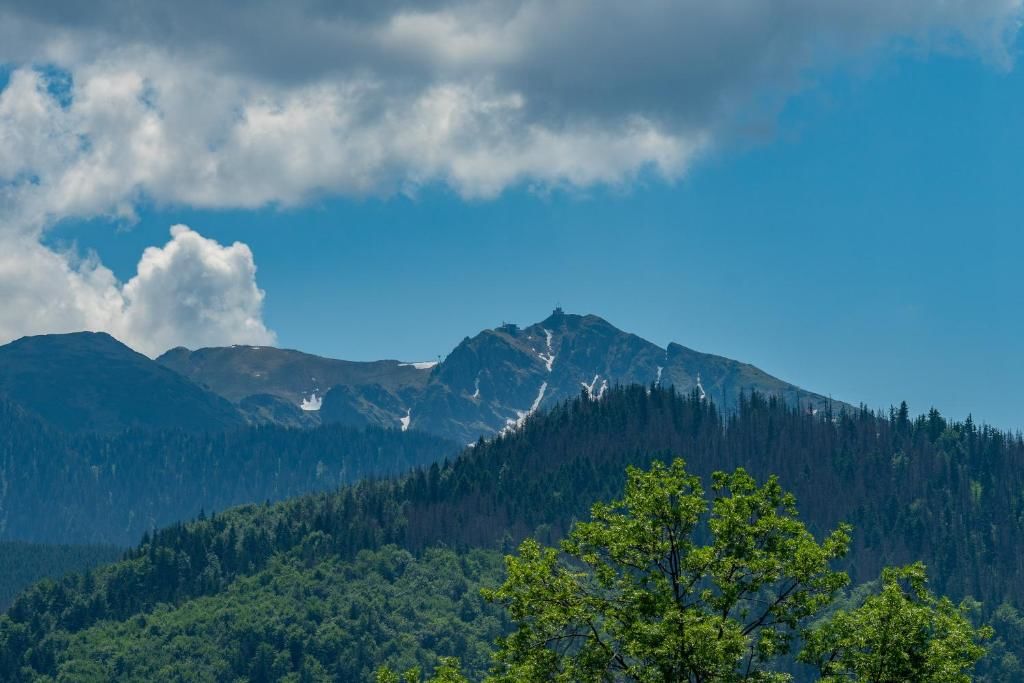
[
  {"left": 799, "top": 562, "right": 991, "bottom": 682},
  {"left": 483, "top": 459, "right": 851, "bottom": 682}
]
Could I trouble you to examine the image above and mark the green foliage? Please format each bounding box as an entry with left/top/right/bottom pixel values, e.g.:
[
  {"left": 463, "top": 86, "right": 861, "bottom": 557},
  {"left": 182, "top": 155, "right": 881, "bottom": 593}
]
[
  {"left": 975, "top": 603, "right": 1024, "bottom": 681},
  {"left": 800, "top": 562, "right": 991, "bottom": 682},
  {"left": 50, "top": 546, "right": 505, "bottom": 682},
  {"left": 484, "top": 459, "right": 850, "bottom": 681}
]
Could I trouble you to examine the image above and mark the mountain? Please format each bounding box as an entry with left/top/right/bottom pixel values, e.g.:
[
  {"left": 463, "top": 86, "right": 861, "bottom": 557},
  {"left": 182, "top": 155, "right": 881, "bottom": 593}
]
[
  {"left": 3, "top": 387, "right": 1021, "bottom": 681},
  {"left": 0, "top": 332, "right": 244, "bottom": 432},
  {"left": 158, "top": 310, "right": 845, "bottom": 444}
]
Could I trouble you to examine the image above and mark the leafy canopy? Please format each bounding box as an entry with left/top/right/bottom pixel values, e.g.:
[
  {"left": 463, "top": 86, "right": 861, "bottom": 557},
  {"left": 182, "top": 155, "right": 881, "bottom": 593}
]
[
  {"left": 484, "top": 458, "right": 851, "bottom": 682},
  {"left": 799, "top": 562, "right": 991, "bottom": 682},
  {"left": 320, "top": 457, "right": 994, "bottom": 682}
]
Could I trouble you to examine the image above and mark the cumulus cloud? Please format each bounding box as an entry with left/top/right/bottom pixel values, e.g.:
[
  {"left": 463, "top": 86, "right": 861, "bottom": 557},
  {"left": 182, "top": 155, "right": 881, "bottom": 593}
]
[
  {"left": 0, "top": 225, "right": 274, "bottom": 356},
  {"left": 0, "top": 0, "right": 1020, "bottom": 349},
  {"left": 0, "top": 236, "right": 123, "bottom": 341},
  {"left": 118, "top": 225, "right": 275, "bottom": 356}
]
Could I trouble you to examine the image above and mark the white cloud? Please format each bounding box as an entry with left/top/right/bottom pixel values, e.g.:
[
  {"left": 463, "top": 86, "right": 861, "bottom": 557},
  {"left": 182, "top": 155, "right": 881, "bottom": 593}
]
[
  {"left": 0, "top": 225, "right": 274, "bottom": 357},
  {"left": 118, "top": 225, "right": 275, "bottom": 357},
  {"left": 1, "top": 1, "right": 1020, "bottom": 215},
  {"left": 0, "top": 59, "right": 700, "bottom": 216},
  {"left": 0, "top": 236, "right": 123, "bottom": 340},
  {"left": 0, "top": 0, "right": 1020, "bottom": 350}
]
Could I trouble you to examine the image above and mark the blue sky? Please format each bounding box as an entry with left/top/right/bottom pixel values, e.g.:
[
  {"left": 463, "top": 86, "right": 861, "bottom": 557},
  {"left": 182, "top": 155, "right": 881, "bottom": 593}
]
[
  {"left": 41, "top": 48, "right": 1024, "bottom": 430},
  {"left": 2, "top": 2, "right": 1022, "bottom": 429}
]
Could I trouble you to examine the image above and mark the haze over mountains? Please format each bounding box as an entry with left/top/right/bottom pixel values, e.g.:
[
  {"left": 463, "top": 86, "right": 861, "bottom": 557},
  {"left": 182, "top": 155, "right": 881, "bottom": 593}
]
[{"left": 0, "top": 309, "right": 847, "bottom": 445}]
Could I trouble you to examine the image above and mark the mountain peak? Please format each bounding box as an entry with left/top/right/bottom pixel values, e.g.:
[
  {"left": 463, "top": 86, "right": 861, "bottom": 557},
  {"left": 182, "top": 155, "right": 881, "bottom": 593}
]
[
  {"left": 540, "top": 306, "right": 567, "bottom": 326},
  {"left": 0, "top": 331, "right": 243, "bottom": 433},
  {"left": 10, "top": 330, "right": 127, "bottom": 351},
  {"left": 532, "top": 309, "right": 615, "bottom": 333}
]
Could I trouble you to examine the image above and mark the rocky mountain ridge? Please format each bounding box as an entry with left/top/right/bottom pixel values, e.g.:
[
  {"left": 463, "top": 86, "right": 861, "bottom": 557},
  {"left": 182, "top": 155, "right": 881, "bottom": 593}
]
[{"left": 158, "top": 309, "right": 846, "bottom": 443}]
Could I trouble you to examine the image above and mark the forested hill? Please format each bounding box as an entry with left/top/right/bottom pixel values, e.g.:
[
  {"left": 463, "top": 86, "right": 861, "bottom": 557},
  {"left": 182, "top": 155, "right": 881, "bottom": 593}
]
[
  {"left": 3, "top": 385, "right": 1023, "bottom": 680},
  {"left": 0, "top": 398, "right": 458, "bottom": 545}
]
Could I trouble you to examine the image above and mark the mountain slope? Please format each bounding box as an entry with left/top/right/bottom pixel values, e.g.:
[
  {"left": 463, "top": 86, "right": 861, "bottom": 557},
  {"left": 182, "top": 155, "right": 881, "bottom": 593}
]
[
  {"left": 0, "top": 392, "right": 459, "bottom": 545},
  {"left": 0, "top": 332, "right": 244, "bottom": 432},
  {"left": 157, "top": 345, "right": 430, "bottom": 415},
  {"left": 3, "top": 386, "right": 1021, "bottom": 681},
  {"left": 159, "top": 310, "right": 845, "bottom": 443},
  {"left": 0, "top": 542, "right": 123, "bottom": 612}
]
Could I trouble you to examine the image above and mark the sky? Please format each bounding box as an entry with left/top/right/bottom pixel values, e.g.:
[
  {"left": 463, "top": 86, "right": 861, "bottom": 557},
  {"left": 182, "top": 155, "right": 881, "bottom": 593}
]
[{"left": 1, "top": 1, "right": 1023, "bottom": 430}]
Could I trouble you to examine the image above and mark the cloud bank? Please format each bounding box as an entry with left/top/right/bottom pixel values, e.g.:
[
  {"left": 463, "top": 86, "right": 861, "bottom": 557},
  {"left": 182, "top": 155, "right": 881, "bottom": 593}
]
[{"left": 0, "top": 0, "right": 1020, "bottom": 352}]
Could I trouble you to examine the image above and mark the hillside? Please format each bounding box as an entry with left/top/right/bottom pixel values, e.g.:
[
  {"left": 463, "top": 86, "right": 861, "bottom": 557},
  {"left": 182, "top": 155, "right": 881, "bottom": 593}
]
[
  {"left": 0, "top": 542, "right": 123, "bottom": 612},
  {"left": 2, "top": 386, "right": 1022, "bottom": 680},
  {"left": 0, "top": 332, "right": 243, "bottom": 433},
  {"left": 55, "top": 546, "right": 509, "bottom": 681},
  {"left": 0, "top": 397, "right": 459, "bottom": 545}
]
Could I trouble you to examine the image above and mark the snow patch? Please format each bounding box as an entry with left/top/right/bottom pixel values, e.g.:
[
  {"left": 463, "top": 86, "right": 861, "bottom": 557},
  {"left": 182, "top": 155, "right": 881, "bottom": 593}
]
[
  {"left": 471, "top": 375, "right": 481, "bottom": 399},
  {"left": 399, "top": 361, "right": 438, "bottom": 370},
  {"left": 399, "top": 409, "right": 411, "bottom": 432},
  {"left": 582, "top": 375, "right": 608, "bottom": 400},
  {"left": 529, "top": 382, "right": 548, "bottom": 413},
  {"left": 536, "top": 328, "right": 555, "bottom": 372},
  {"left": 695, "top": 373, "right": 707, "bottom": 401},
  {"left": 648, "top": 366, "right": 664, "bottom": 395},
  {"left": 300, "top": 392, "right": 322, "bottom": 411},
  {"left": 500, "top": 381, "right": 548, "bottom": 435}
]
